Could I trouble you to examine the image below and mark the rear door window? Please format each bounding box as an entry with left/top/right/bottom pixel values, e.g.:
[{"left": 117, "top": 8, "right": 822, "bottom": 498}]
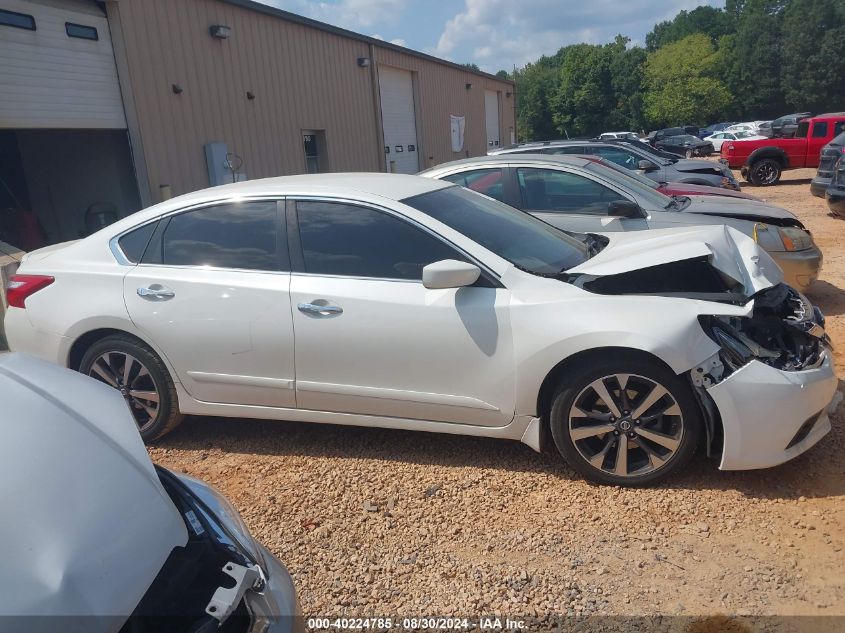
[{"left": 160, "top": 201, "right": 284, "bottom": 271}]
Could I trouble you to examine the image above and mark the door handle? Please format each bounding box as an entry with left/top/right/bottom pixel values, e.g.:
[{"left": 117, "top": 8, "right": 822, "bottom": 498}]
[
  {"left": 297, "top": 302, "right": 343, "bottom": 317},
  {"left": 137, "top": 284, "right": 176, "bottom": 301}
]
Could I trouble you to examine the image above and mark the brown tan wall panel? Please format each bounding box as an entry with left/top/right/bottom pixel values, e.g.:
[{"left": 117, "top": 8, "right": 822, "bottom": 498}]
[{"left": 111, "top": 0, "right": 513, "bottom": 198}]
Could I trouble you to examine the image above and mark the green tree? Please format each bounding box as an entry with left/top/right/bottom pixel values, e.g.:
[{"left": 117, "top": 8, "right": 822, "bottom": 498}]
[
  {"left": 495, "top": 69, "right": 511, "bottom": 80},
  {"left": 515, "top": 59, "right": 558, "bottom": 140},
  {"left": 781, "top": 0, "right": 845, "bottom": 112},
  {"left": 609, "top": 41, "right": 647, "bottom": 131},
  {"left": 461, "top": 63, "right": 481, "bottom": 72},
  {"left": 643, "top": 34, "right": 733, "bottom": 127},
  {"left": 719, "top": 0, "right": 787, "bottom": 119},
  {"left": 646, "top": 5, "right": 734, "bottom": 51},
  {"left": 551, "top": 43, "right": 616, "bottom": 136}
]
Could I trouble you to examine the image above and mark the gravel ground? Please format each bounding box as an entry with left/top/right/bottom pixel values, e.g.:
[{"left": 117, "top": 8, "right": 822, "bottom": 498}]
[{"left": 149, "top": 168, "right": 845, "bottom": 630}]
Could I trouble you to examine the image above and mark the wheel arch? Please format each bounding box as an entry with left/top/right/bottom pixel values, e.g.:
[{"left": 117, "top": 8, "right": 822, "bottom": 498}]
[
  {"left": 534, "top": 347, "right": 678, "bottom": 450},
  {"left": 747, "top": 147, "right": 789, "bottom": 168},
  {"left": 66, "top": 324, "right": 176, "bottom": 384}
]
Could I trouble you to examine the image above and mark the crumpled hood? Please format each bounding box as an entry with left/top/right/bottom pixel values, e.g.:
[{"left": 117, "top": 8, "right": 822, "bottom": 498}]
[
  {"left": 0, "top": 354, "right": 187, "bottom": 632},
  {"left": 569, "top": 224, "right": 783, "bottom": 296},
  {"left": 662, "top": 183, "right": 755, "bottom": 200},
  {"left": 672, "top": 158, "right": 729, "bottom": 175},
  {"left": 682, "top": 196, "right": 799, "bottom": 222}
]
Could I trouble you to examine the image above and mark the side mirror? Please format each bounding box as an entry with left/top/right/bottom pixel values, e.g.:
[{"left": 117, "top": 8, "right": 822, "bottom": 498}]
[
  {"left": 607, "top": 200, "right": 644, "bottom": 219},
  {"left": 638, "top": 160, "right": 657, "bottom": 172},
  {"left": 422, "top": 259, "right": 481, "bottom": 289}
]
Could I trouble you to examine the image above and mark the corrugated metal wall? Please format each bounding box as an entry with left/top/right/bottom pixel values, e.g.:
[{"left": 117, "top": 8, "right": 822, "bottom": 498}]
[
  {"left": 374, "top": 48, "right": 515, "bottom": 170},
  {"left": 107, "top": 0, "right": 514, "bottom": 199}
]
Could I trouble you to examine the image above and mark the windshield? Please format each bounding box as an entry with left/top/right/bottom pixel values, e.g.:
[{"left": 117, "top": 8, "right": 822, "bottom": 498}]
[
  {"left": 589, "top": 157, "right": 660, "bottom": 189},
  {"left": 735, "top": 131, "right": 755, "bottom": 139},
  {"left": 583, "top": 162, "right": 674, "bottom": 209},
  {"left": 622, "top": 141, "right": 673, "bottom": 165},
  {"left": 402, "top": 186, "right": 591, "bottom": 275}
]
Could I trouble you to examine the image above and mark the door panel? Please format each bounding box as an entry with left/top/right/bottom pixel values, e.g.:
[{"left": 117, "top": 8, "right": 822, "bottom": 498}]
[
  {"left": 289, "top": 199, "right": 515, "bottom": 427},
  {"left": 122, "top": 199, "right": 295, "bottom": 407},
  {"left": 290, "top": 276, "right": 514, "bottom": 426},
  {"left": 124, "top": 268, "right": 295, "bottom": 407}
]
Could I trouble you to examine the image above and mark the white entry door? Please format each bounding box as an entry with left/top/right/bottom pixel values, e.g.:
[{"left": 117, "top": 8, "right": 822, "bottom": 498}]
[
  {"left": 485, "top": 90, "right": 500, "bottom": 150},
  {"left": 378, "top": 66, "right": 420, "bottom": 174}
]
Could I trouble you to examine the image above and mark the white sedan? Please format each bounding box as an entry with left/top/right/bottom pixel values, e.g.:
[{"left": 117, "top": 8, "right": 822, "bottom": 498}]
[
  {"left": 4, "top": 174, "right": 836, "bottom": 485},
  {"left": 705, "top": 130, "right": 765, "bottom": 150}
]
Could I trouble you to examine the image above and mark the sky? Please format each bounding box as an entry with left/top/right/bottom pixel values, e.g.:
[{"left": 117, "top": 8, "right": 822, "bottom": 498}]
[{"left": 256, "top": 0, "right": 725, "bottom": 73}]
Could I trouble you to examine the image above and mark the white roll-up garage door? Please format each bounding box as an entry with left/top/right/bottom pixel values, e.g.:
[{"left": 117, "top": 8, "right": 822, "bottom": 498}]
[
  {"left": 485, "top": 90, "right": 500, "bottom": 150},
  {"left": 378, "top": 65, "right": 419, "bottom": 174},
  {"left": 0, "top": 0, "right": 126, "bottom": 129}
]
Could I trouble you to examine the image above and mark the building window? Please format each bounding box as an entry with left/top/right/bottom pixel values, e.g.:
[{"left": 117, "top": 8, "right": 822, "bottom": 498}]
[
  {"left": 66, "top": 22, "right": 98, "bottom": 40},
  {"left": 0, "top": 9, "right": 35, "bottom": 30},
  {"left": 303, "top": 130, "right": 327, "bottom": 173}
]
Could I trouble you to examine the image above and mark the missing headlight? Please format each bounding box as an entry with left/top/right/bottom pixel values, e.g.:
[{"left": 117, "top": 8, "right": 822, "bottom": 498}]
[{"left": 699, "top": 284, "right": 828, "bottom": 373}]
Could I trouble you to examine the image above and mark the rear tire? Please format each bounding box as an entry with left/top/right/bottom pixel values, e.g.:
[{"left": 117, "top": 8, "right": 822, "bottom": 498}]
[
  {"left": 749, "top": 158, "right": 782, "bottom": 186},
  {"left": 548, "top": 356, "right": 701, "bottom": 486},
  {"left": 79, "top": 334, "right": 183, "bottom": 442}
]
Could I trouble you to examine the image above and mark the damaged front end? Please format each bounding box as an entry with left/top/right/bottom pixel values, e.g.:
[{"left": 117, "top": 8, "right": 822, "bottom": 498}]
[
  {"left": 697, "top": 283, "right": 829, "bottom": 379},
  {"left": 690, "top": 283, "right": 833, "bottom": 464}
]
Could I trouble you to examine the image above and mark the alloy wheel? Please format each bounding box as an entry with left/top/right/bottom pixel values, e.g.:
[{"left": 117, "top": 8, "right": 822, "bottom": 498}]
[
  {"left": 757, "top": 163, "right": 778, "bottom": 184},
  {"left": 87, "top": 351, "right": 160, "bottom": 432},
  {"left": 567, "top": 373, "right": 684, "bottom": 478}
]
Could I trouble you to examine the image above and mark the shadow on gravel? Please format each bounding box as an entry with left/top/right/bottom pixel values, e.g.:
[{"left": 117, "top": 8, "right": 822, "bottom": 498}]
[
  {"left": 806, "top": 280, "right": 845, "bottom": 316},
  {"left": 153, "top": 380, "right": 845, "bottom": 502}
]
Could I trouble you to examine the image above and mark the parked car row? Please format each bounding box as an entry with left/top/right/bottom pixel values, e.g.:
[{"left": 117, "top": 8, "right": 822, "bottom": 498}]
[
  {"left": 811, "top": 130, "right": 845, "bottom": 217},
  {"left": 720, "top": 112, "right": 845, "bottom": 186}
]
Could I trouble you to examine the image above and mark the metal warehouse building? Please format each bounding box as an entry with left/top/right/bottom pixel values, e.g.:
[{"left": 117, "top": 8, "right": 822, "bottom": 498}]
[{"left": 0, "top": 0, "right": 515, "bottom": 249}]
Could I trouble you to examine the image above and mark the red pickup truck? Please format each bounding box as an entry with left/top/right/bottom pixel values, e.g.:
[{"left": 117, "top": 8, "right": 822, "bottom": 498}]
[{"left": 720, "top": 113, "right": 845, "bottom": 185}]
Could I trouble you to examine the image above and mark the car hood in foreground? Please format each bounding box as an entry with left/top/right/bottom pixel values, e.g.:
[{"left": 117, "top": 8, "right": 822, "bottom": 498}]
[
  {"left": 567, "top": 225, "right": 782, "bottom": 300},
  {"left": 0, "top": 354, "right": 188, "bottom": 631},
  {"left": 682, "top": 196, "right": 802, "bottom": 225}
]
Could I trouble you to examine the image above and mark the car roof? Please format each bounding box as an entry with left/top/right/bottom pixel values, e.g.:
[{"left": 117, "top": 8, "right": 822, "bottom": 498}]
[
  {"left": 420, "top": 153, "right": 594, "bottom": 173},
  {"left": 167, "top": 172, "right": 451, "bottom": 205},
  {"left": 102, "top": 173, "right": 453, "bottom": 234}
]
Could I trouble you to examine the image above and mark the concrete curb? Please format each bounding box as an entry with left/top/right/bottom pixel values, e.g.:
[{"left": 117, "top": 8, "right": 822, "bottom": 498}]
[{"left": 0, "top": 241, "right": 25, "bottom": 351}]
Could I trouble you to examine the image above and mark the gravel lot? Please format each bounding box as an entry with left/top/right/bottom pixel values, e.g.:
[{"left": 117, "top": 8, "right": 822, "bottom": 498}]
[{"left": 149, "top": 168, "right": 845, "bottom": 630}]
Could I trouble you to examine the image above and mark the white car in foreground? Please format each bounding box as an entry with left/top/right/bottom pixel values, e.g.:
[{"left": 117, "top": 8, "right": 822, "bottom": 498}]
[
  {"left": 4, "top": 174, "right": 836, "bottom": 485},
  {"left": 0, "top": 353, "right": 301, "bottom": 633}
]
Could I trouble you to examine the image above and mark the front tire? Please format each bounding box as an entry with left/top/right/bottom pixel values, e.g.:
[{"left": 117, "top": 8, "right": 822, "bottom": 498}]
[
  {"left": 548, "top": 356, "right": 701, "bottom": 486},
  {"left": 79, "top": 334, "right": 183, "bottom": 442},
  {"left": 685, "top": 149, "right": 694, "bottom": 158},
  {"left": 748, "top": 158, "right": 782, "bottom": 186}
]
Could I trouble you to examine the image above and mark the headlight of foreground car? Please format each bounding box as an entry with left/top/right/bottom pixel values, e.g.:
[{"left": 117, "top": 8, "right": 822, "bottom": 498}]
[
  {"left": 177, "top": 472, "right": 269, "bottom": 574},
  {"left": 778, "top": 226, "right": 814, "bottom": 251}
]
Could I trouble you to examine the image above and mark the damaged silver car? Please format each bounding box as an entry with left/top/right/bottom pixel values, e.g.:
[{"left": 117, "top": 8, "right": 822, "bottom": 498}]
[{"left": 0, "top": 353, "right": 302, "bottom": 633}]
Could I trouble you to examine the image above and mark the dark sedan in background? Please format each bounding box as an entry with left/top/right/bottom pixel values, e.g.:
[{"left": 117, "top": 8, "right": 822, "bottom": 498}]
[{"left": 655, "top": 134, "right": 714, "bottom": 158}]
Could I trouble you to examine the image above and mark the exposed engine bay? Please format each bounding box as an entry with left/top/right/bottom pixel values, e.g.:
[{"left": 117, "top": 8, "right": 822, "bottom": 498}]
[
  {"left": 120, "top": 469, "right": 262, "bottom": 633},
  {"left": 698, "top": 283, "right": 828, "bottom": 377}
]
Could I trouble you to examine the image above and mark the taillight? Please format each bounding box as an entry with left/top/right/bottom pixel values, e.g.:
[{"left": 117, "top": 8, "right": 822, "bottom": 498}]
[{"left": 6, "top": 275, "right": 54, "bottom": 309}]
